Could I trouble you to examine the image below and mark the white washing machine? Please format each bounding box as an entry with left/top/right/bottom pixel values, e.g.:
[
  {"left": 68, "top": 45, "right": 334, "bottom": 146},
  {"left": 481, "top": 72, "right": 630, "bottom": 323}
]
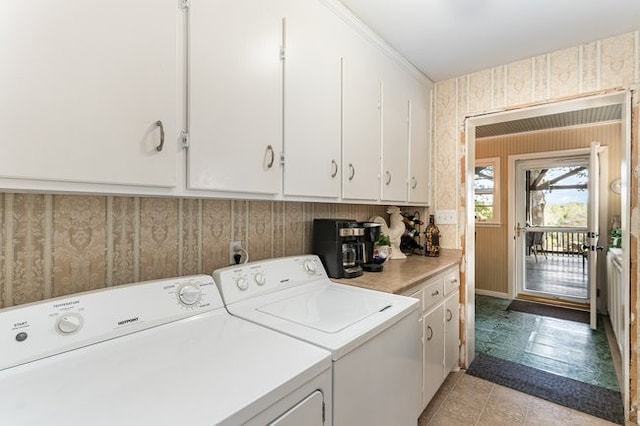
[
  {"left": 0, "top": 275, "right": 332, "bottom": 426},
  {"left": 213, "top": 255, "right": 421, "bottom": 426}
]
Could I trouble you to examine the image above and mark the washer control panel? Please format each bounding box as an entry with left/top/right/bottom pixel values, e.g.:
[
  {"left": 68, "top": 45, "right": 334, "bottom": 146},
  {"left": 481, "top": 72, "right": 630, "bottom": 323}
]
[
  {"left": 0, "top": 275, "right": 221, "bottom": 371},
  {"left": 213, "top": 255, "right": 327, "bottom": 305}
]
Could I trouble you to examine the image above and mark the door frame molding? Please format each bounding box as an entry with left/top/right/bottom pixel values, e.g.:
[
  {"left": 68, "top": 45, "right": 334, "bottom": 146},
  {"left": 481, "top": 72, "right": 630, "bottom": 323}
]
[{"left": 464, "top": 90, "right": 631, "bottom": 416}]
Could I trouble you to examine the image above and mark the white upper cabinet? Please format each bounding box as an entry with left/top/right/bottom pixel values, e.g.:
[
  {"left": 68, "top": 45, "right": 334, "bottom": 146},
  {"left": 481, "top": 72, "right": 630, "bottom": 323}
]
[
  {"left": 188, "top": 0, "right": 284, "bottom": 194},
  {"left": 408, "top": 79, "right": 433, "bottom": 205},
  {"left": 0, "top": 0, "right": 178, "bottom": 188},
  {"left": 282, "top": 0, "right": 342, "bottom": 198},
  {"left": 380, "top": 60, "right": 410, "bottom": 203},
  {"left": 341, "top": 29, "right": 382, "bottom": 202}
]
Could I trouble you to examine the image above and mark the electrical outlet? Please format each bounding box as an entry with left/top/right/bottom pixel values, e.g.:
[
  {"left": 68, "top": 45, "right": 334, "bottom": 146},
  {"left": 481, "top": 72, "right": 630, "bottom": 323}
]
[
  {"left": 435, "top": 210, "right": 457, "bottom": 225},
  {"left": 229, "top": 241, "right": 243, "bottom": 265}
]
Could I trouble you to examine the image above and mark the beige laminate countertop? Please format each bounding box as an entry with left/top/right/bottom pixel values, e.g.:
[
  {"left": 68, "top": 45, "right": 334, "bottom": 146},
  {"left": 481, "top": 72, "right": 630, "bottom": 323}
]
[{"left": 331, "top": 249, "right": 462, "bottom": 295}]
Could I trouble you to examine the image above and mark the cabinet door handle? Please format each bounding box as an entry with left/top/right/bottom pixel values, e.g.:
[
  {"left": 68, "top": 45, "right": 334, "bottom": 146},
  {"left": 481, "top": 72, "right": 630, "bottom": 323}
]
[
  {"left": 411, "top": 176, "right": 417, "bottom": 189},
  {"left": 431, "top": 290, "right": 439, "bottom": 297},
  {"left": 348, "top": 163, "right": 356, "bottom": 181},
  {"left": 446, "top": 309, "right": 453, "bottom": 322},
  {"left": 265, "top": 145, "right": 275, "bottom": 169},
  {"left": 426, "top": 325, "right": 433, "bottom": 341},
  {"left": 385, "top": 171, "right": 392, "bottom": 185},
  {"left": 154, "top": 120, "right": 165, "bottom": 152},
  {"left": 331, "top": 159, "right": 338, "bottom": 178}
]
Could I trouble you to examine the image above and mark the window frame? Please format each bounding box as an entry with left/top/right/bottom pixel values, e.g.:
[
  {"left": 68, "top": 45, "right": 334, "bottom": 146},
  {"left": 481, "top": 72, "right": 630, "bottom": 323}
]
[{"left": 474, "top": 157, "right": 501, "bottom": 225}]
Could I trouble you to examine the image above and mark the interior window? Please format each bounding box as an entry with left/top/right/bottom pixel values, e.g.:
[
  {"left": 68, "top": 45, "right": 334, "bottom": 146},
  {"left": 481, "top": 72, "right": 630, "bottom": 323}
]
[{"left": 475, "top": 157, "right": 500, "bottom": 224}]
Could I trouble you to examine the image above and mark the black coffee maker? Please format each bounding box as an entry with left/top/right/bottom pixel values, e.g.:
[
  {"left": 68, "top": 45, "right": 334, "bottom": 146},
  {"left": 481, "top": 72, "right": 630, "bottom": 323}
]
[
  {"left": 312, "top": 219, "right": 364, "bottom": 279},
  {"left": 360, "top": 222, "right": 383, "bottom": 272}
]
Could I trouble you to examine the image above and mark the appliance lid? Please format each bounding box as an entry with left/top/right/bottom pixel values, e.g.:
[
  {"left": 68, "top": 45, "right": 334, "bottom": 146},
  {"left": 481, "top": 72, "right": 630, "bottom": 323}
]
[
  {"left": 0, "top": 310, "right": 331, "bottom": 426},
  {"left": 257, "top": 285, "right": 392, "bottom": 333}
]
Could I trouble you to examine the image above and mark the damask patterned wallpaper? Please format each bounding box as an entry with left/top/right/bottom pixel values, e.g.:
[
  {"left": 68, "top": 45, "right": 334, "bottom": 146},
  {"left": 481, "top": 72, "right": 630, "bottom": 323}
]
[
  {"left": 432, "top": 30, "right": 640, "bottom": 249},
  {"left": 432, "top": 30, "right": 639, "bottom": 418},
  {"left": 0, "top": 193, "right": 388, "bottom": 309}
]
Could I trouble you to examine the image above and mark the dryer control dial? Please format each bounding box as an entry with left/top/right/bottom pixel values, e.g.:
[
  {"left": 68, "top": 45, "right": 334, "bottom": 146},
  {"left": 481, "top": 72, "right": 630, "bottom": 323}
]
[
  {"left": 55, "top": 313, "right": 83, "bottom": 335},
  {"left": 303, "top": 259, "right": 317, "bottom": 274},
  {"left": 236, "top": 277, "right": 249, "bottom": 291},
  {"left": 177, "top": 282, "right": 202, "bottom": 306}
]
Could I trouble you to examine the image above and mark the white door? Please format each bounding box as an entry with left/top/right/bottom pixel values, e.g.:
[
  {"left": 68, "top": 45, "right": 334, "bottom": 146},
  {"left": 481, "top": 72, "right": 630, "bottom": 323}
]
[
  {"left": 408, "top": 79, "right": 432, "bottom": 205},
  {"left": 188, "top": 0, "right": 284, "bottom": 194},
  {"left": 342, "top": 33, "right": 382, "bottom": 202},
  {"left": 512, "top": 148, "right": 601, "bottom": 329},
  {"left": 586, "top": 142, "right": 602, "bottom": 329},
  {"left": 282, "top": 0, "right": 341, "bottom": 198},
  {"left": 380, "top": 62, "right": 409, "bottom": 203},
  {"left": 0, "top": 0, "right": 178, "bottom": 188}
]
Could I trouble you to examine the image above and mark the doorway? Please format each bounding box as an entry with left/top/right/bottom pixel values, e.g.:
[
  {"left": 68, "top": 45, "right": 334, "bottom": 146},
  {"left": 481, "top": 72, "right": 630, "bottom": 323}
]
[
  {"left": 464, "top": 91, "right": 632, "bottom": 416},
  {"left": 514, "top": 155, "right": 590, "bottom": 302},
  {"left": 510, "top": 144, "right": 607, "bottom": 330}
]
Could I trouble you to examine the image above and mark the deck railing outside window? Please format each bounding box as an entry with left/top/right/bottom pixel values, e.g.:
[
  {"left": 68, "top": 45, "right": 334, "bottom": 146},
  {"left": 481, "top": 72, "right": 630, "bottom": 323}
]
[{"left": 536, "top": 230, "right": 587, "bottom": 257}]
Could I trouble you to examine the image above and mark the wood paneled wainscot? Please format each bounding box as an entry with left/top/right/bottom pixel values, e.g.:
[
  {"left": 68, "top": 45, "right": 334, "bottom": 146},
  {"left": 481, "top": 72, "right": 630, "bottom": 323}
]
[{"left": 332, "top": 253, "right": 461, "bottom": 411}]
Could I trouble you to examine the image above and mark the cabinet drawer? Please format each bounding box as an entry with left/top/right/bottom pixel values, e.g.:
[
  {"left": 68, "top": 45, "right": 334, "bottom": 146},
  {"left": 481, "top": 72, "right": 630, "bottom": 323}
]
[
  {"left": 443, "top": 269, "right": 459, "bottom": 296},
  {"left": 422, "top": 278, "right": 444, "bottom": 312}
]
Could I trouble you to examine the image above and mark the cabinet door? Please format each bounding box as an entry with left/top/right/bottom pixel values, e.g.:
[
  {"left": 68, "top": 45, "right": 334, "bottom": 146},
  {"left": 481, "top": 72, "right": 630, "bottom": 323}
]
[
  {"left": 444, "top": 291, "right": 460, "bottom": 374},
  {"left": 188, "top": 0, "right": 284, "bottom": 194},
  {"left": 422, "top": 304, "right": 445, "bottom": 407},
  {"left": 282, "top": 0, "right": 341, "bottom": 198},
  {"left": 0, "top": 0, "right": 177, "bottom": 187},
  {"left": 380, "top": 61, "right": 409, "bottom": 202},
  {"left": 342, "top": 31, "right": 382, "bottom": 201},
  {"left": 408, "top": 79, "right": 433, "bottom": 205}
]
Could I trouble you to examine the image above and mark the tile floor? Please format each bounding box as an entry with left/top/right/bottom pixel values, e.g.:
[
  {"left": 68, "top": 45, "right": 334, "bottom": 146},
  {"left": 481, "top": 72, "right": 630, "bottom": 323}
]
[
  {"left": 474, "top": 295, "right": 618, "bottom": 391},
  {"left": 418, "top": 371, "right": 625, "bottom": 425}
]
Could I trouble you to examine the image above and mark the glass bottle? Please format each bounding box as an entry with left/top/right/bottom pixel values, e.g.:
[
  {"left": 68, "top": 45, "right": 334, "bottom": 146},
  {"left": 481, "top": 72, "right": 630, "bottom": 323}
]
[{"left": 425, "top": 215, "right": 440, "bottom": 257}]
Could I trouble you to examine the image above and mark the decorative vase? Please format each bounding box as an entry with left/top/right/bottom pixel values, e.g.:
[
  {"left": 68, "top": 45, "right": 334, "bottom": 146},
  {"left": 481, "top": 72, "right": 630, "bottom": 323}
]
[{"left": 425, "top": 215, "right": 440, "bottom": 257}]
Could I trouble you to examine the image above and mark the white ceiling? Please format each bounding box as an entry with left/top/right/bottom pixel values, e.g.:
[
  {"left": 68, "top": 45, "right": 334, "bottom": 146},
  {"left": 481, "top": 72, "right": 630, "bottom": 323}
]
[{"left": 338, "top": 0, "right": 640, "bottom": 82}]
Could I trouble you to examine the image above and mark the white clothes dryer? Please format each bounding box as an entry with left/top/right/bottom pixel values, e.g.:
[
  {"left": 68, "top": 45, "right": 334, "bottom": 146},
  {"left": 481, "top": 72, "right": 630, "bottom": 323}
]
[
  {"left": 214, "top": 255, "right": 421, "bottom": 426},
  {"left": 0, "top": 275, "right": 332, "bottom": 426}
]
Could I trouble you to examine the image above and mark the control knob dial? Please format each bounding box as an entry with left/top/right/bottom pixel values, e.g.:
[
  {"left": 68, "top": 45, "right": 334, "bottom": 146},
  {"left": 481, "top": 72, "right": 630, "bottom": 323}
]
[
  {"left": 254, "top": 272, "right": 266, "bottom": 286},
  {"left": 56, "top": 313, "right": 83, "bottom": 335},
  {"left": 236, "top": 277, "right": 249, "bottom": 291},
  {"left": 303, "top": 259, "right": 317, "bottom": 274},
  {"left": 177, "top": 282, "right": 202, "bottom": 306}
]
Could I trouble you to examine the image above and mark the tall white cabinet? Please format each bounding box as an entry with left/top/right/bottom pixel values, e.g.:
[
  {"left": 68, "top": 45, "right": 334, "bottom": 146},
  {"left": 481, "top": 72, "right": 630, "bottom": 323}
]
[
  {"left": 188, "top": 0, "right": 285, "bottom": 194},
  {"left": 380, "top": 62, "right": 410, "bottom": 203},
  {"left": 408, "top": 80, "right": 433, "bottom": 205},
  {"left": 0, "top": 0, "right": 178, "bottom": 187},
  {"left": 341, "top": 29, "right": 382, "bottom": 201},
  {"left": 282, "top": 0, "right": 342, "bottom": 198}
]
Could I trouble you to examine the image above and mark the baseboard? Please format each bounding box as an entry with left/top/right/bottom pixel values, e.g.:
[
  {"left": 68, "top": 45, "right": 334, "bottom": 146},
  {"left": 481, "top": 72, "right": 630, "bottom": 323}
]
[{"left": 475, "top": 289, "right": 510, "bottom": 299}]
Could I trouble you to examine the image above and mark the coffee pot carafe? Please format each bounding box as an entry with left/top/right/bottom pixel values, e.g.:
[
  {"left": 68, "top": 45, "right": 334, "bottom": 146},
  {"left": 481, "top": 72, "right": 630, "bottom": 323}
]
[{"left": 359, "top": 222, "right": 384, "bottom": 272}]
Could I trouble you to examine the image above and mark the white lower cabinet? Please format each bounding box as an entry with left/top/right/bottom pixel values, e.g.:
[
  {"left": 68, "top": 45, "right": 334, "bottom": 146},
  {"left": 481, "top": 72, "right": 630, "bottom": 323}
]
[{"left": 405, "top": 265, "right": 460, "bottom": 410}]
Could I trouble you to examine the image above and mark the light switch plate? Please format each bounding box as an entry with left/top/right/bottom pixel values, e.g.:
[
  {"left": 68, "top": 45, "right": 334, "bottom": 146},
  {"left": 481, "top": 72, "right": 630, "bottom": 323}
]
[{"left": 435, "top": 210, "right": 457, "bottom": 225}]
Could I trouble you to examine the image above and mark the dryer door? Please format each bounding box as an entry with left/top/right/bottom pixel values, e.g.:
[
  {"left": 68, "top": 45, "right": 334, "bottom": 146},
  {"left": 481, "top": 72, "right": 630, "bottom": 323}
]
[{"left": 269, "top": 391, "right": 324, "bottom": 426}]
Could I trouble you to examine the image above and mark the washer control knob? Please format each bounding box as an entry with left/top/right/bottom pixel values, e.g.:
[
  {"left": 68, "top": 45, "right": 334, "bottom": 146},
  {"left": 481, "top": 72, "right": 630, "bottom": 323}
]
[
  {"left": 178, "top": 282, "right": 202, "bottom": 306},
  {"left": 254, "top": 273, "right": 266, "bottom": 286},
  {"left": 56, "top": 313, "right": 83, "bottom": 335},
  {"left": 236, "top": 277, "right": 249, "bottom": 291},
  {"left": 303, "top": 260, "right": 317, "bottom": 274}
]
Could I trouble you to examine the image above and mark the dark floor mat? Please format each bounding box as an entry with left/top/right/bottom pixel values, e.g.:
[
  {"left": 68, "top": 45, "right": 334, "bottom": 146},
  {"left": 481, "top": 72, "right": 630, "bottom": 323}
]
[
  {"left": 507, "top": 299, "right": 589, "bottom": 324},
  {"left": 467, "top": 352, "right": 624, "bottom": 425}
]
